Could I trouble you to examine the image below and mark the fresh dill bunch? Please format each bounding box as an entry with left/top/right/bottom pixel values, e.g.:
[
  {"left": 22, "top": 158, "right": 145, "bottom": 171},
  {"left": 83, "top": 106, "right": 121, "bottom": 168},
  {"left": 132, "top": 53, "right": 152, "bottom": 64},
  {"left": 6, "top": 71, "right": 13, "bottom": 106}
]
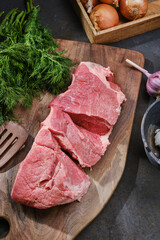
[{"left": 0, "top": 0, "right": 73, "bottom": 125}]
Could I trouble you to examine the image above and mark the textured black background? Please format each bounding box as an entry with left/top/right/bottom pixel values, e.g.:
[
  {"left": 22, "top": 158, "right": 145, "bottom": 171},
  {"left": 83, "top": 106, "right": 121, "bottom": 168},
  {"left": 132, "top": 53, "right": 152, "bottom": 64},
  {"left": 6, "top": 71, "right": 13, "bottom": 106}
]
[{"left": 1, "top": 1, "right": 160, "bottom": 239}]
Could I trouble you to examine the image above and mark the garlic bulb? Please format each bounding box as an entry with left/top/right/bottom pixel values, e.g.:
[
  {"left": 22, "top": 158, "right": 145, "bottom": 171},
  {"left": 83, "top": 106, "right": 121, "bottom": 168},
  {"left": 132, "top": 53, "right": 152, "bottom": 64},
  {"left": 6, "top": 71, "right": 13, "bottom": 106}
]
[
  {"left": 146, "top": 72, "right": 160, "bottom": 97},
  {"left": 126, "top": 59, "right": 160, "bottom": 97}
]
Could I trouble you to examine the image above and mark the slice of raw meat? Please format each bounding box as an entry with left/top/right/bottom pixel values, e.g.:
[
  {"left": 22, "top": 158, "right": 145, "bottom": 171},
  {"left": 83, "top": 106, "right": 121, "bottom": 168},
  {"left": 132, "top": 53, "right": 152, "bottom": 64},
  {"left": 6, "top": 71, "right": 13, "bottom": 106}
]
[
  {"left": 42, "top": 106, "right": 110, "bottom": 167},
  {"left": 11, "top": 144, "right": 90, "bottom": 209},
  {"left": 34, "top": 126, "right": 60, "bottom": 150},
  {"left": 49, "top": 62, "right": 126, "bottom": 135}
]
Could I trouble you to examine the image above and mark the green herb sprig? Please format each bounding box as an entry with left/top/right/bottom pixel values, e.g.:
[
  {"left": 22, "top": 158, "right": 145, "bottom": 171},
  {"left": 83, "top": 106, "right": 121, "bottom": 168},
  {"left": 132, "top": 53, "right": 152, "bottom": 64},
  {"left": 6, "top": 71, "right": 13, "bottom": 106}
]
[{"left": 0, "top": 0, "right": 73, "bottom": 125}]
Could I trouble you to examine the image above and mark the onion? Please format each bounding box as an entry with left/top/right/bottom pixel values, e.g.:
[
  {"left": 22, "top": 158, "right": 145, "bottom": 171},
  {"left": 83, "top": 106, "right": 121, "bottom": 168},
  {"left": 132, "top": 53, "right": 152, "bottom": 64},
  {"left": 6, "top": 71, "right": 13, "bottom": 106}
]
[
  {"left": 81, "top": 0, "right": 99, "bottom": 13},
  {"left": 119, "top": 0, "right": 148, "bottom": 20},
  {"left": 90, "top": 4, "right": 119, "bottom": 31},
  {"left": 99, "top": 0, "right": 119, "bottom": 7}
]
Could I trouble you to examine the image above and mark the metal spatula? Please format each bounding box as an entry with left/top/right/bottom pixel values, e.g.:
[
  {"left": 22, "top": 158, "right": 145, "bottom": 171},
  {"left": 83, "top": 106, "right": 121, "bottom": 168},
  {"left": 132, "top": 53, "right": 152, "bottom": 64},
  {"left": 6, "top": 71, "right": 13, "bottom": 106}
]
[{"left": 0, "top": 121, "right": 28, "bottom": 168}]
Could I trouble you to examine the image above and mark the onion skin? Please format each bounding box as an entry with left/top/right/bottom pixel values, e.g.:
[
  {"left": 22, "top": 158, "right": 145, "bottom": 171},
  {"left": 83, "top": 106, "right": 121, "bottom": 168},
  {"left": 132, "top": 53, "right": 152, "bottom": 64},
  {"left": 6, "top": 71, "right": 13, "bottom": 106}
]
[
  {"left": 81, "top": 0, "right": 98, "bottom": 6},
  {"left": 90, "top": 4, "right": 119, "bottom": 31},
  {"left": 99, "top": 0, "right": 119, "bottom": 7},
  {"left": 81, "top": 0, "right": 99, "bottom": 13},
  {"left": 120, "top": 0, "right": 148, "bottom": 20}
]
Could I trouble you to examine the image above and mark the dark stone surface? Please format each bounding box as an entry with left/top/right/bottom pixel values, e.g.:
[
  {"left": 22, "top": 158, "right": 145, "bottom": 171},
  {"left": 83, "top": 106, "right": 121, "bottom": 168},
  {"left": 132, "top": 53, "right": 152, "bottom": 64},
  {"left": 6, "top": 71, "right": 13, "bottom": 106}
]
[{"left": 1, "top": 0, "right": 160, "bottom": 239}]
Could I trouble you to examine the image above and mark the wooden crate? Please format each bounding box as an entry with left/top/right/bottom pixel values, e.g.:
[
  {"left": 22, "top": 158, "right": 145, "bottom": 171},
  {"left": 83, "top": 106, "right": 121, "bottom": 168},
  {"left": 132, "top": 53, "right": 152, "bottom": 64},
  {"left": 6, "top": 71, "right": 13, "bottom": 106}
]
[{"left": 70, "top": 0, "right": 160, "bottom": 44}]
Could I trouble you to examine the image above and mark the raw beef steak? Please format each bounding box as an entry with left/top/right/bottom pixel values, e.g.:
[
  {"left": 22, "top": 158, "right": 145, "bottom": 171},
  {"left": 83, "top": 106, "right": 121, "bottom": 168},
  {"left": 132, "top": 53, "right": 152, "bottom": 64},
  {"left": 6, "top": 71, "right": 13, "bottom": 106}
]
[
  {"left": 11, "top": 143, "right": 90, "bottom": 209},
  {"left": 42, "top": 106, "right": 111, "bottom": 167},
  {"left": 11, "top": 61, "right": 126, "bottom": 209},
  {"left": 49, "top": 62, "right": 126, "bottom": 135}
]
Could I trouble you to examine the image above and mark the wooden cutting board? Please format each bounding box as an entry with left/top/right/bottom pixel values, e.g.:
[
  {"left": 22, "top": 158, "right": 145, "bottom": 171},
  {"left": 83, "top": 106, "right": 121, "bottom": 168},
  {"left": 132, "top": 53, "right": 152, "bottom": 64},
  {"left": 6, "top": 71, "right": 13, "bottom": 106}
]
[{"left": 0, "top": 39, "right": 144, "bottom": 240}]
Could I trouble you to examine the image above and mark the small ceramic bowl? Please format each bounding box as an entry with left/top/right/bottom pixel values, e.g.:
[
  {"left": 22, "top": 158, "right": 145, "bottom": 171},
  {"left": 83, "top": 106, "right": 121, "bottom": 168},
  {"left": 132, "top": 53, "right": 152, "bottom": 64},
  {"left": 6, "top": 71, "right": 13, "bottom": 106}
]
[{"left": 141, "top": 99, "right": 160, "bottom": 168}]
